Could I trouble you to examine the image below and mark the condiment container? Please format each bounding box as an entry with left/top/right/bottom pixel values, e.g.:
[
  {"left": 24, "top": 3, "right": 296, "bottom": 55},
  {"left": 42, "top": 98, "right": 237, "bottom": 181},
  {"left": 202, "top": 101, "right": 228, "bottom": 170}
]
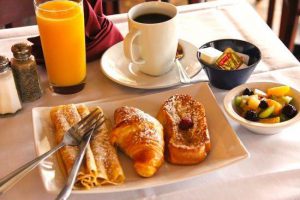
[
  {"left": 0, "top": 56, "right": 22, "bottom": 115},
  {"left": 11, "top": 43, "right": 43, "bottom": 102}
]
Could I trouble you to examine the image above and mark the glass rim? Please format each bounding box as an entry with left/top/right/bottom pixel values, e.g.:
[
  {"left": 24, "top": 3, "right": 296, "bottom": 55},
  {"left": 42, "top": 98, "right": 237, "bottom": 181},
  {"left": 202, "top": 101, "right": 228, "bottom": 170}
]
[{"left": 34, "top": 0, "right": 82, "bottom": 13}]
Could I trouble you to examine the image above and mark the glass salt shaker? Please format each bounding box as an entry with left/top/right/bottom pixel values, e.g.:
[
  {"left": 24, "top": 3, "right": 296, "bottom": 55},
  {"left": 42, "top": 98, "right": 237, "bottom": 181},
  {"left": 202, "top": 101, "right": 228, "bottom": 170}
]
[
  {"left": 0, "top": 56, "right": 22, "bottom": 116},
  {"left": 11, "top": 43, "right": 43, "bottom": 102}
]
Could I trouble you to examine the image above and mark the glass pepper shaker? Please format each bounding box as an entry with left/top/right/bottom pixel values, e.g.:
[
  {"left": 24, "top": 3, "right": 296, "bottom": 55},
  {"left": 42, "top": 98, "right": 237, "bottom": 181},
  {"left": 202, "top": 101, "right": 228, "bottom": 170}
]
[
  {"left": 0, "top": 55, "right": 22, "bottom": 115},
  {"left": 11, "top": 43, "right": 43, "bottom": 102}
]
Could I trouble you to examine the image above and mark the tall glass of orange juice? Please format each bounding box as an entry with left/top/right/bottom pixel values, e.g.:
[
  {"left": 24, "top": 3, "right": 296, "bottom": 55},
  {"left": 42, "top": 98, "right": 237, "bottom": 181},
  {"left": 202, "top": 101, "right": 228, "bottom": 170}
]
[{"left": 34, "top": 0, "right": 86, "bottom": 94}]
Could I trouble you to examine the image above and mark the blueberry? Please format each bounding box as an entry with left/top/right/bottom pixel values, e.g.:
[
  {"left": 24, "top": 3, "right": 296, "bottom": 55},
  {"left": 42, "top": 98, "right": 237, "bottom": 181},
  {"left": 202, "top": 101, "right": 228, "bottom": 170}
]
[
  {"left": 259, "top": 100, "right": 268, "bottom": 109},
  {"left": 243, "top": 88, "right": 254, "bottom": 96},
  {"left": 244, "top": 110, "right": 259, "bottom": 121},
  {"left": 282, "top": 104, "right": 298, "bottom": 118}
]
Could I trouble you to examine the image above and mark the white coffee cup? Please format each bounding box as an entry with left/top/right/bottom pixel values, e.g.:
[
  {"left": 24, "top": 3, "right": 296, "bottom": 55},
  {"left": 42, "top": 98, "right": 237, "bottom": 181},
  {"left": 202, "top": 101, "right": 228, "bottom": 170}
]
[{"left": 123, "top": 1, "right": 178, "bottom": 76}]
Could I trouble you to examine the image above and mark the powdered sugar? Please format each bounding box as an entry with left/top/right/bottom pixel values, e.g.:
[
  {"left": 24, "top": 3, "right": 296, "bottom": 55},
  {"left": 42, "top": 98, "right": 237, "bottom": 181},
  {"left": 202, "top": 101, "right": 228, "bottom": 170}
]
[{"left": 161, "top": 94, "right": 209, "bottom": 148}]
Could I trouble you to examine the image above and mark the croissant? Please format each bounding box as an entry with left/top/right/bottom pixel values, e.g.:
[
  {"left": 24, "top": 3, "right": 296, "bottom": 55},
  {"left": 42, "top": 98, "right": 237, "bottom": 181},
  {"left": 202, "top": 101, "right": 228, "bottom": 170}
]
[{"left": 110, "top": 106, "right": 164, "bottom": 177}]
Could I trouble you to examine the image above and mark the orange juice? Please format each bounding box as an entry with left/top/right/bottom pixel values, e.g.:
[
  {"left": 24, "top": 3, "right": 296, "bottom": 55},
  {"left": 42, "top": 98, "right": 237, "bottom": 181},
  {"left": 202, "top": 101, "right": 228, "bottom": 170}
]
[{"left": 36, "top": 0, "right": 86, "bottom": 90}]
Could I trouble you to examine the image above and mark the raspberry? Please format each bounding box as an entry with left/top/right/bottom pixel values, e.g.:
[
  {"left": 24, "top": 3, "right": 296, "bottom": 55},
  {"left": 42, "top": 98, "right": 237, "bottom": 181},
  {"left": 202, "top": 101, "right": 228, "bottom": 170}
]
[{"left": 179, "top": 117, "right": 194, "bottom": 130}]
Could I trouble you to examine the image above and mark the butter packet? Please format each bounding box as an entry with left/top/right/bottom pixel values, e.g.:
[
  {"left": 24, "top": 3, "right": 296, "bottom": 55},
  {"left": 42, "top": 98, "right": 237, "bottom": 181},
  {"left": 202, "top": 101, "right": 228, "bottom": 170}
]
[
  {"left": 236, "top": 52, "right": 250, "bottom": 65},
  {"left": 216, "top": 48, "right": 243, "bottom": 70}
]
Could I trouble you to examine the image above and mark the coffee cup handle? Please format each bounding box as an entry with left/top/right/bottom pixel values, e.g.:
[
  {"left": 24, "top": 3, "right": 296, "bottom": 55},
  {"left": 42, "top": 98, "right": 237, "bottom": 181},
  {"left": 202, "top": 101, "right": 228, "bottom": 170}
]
[{"left": 123, "top": 30, "right": 145, "bottom": 65}]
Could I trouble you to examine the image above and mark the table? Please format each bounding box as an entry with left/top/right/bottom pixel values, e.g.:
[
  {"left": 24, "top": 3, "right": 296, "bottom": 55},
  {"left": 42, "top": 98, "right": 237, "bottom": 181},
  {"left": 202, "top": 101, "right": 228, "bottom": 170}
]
[{"left": 1, "top": 0, "right": 300, "bottom": 199}]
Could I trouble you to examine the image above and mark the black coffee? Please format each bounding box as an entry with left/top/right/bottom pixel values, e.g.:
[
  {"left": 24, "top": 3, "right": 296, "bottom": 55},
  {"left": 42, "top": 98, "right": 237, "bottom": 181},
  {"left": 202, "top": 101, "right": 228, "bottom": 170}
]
[{"left": 134, "top": 13, "right": 171, "bottom": 24}]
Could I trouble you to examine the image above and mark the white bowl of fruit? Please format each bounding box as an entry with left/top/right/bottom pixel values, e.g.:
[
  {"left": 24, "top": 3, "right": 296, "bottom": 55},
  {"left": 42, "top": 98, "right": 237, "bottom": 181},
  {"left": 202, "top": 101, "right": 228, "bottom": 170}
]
[{"left": 223, "top": 82, "right": 300, "bottom": 134}]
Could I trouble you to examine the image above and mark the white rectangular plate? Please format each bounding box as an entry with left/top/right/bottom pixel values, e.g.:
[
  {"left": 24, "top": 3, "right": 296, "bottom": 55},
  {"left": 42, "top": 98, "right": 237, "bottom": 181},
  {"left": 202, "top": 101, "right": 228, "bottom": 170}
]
[{"left": 32, "top": 82, "right": 249, "bottom": 194}]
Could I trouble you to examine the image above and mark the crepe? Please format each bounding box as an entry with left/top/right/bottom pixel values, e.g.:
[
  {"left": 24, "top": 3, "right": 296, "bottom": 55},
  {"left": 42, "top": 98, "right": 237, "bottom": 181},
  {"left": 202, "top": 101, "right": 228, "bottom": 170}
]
[
  {"left": 50, "top": 104, "right": 125, "bottom": 190},
  {"left": 90, "top": 113, "right": 125, "bottom": 185}
]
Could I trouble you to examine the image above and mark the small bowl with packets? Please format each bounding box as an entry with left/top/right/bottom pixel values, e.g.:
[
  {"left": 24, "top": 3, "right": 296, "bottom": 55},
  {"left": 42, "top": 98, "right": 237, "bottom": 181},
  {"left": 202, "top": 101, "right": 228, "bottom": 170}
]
[
  {"left": 197, "top": 39, "right": 261, "bottom": 90},
  {"left": 223, "top": 82, "right": 300, "bottom": 134}
]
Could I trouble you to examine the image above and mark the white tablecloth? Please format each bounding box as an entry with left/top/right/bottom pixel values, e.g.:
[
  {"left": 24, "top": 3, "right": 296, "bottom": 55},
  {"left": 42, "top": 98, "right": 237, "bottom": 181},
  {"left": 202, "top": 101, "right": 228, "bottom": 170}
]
[{"left": 1, "top": 0, "right": 300, "bottom": 199}]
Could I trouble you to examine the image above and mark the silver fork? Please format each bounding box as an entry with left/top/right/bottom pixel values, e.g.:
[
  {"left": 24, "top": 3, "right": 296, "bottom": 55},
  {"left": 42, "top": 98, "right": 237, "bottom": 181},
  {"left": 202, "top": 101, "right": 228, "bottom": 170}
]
[{"left": 0, "top": 108, "right": 103, "bottom": 195}]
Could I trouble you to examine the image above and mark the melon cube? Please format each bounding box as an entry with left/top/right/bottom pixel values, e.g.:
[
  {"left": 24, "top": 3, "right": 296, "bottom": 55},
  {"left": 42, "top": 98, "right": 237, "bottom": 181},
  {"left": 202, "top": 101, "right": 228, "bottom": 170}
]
[
  {"left": 248, "top": 95, "right": 260, "bottom": 110},
  {"left": 266, "top": 99, "right": 283, "bottom": 115},
  {"left": 234, "top": 96, "right": 242, "bottom": 107},
  {"left": 282, "top": 96, "right": 293, "bottom": 104},
  {"left": 259, "top": 105, "right": 275, "bottom": 118}
]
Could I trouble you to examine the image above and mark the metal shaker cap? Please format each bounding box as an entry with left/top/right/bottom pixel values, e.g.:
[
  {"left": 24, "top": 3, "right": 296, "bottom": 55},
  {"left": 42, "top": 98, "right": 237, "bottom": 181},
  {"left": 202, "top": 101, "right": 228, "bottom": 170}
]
[
  {"left": 0, "top": 55, "right": 10, "bottom": 73},
  {"left": 11, "top": 43, "right": 32, "bottom": 60}
]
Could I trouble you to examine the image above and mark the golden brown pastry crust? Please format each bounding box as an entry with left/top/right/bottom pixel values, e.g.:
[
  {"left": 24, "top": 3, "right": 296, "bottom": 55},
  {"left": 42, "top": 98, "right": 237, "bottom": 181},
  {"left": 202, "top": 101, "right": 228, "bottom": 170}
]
[
  {"left": 157, "top": 94, "right": 211, "bottom": 165},
  {"left": 110, "top": 106, "right": 164, "bottom": 177}
]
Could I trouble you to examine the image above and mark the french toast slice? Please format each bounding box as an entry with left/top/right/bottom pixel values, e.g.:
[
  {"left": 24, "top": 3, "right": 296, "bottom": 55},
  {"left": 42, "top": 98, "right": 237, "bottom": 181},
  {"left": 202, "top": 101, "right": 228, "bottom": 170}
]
[{"left": 157, "top": 94, "right": 211, "bottom": 165}]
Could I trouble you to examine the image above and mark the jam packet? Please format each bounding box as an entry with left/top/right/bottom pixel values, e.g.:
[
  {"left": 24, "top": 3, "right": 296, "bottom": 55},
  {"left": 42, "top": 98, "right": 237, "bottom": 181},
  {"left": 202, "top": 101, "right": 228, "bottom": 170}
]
[{"left": 216, "top": 48, "right": 243, "bottom": 70}]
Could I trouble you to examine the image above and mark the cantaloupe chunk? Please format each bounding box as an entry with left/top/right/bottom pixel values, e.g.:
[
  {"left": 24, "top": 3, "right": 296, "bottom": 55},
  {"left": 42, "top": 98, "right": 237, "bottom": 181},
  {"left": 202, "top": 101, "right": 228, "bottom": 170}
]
[
  {"left": 259, "top": 117, "right": 280, "bottom": 123},
  {"left": 266, "top": 99, "right": 283, "bottom": 115},
  {"left": 267, "top": 86, "right": 290, "bottom": 97}
]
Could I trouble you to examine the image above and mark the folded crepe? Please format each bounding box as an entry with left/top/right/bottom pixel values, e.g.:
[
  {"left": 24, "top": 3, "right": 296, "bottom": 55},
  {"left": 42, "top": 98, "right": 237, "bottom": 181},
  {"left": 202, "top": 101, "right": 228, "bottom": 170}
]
[
  {"left": 50, "top": 104, "right": 125, "bottom": 190},
  {"left": 28, "top": 0, "right": 123, "bottom": 63}
]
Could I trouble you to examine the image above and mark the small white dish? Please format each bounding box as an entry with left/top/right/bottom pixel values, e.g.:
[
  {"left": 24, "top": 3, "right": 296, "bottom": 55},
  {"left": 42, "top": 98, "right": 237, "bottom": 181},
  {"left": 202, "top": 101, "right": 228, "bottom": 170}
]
[
  {"left": 100, "top": 39, "right": 202, "bottom": 89},
  {"left": 32, "top": 82, "right": 248, "bottom": 194},
  {"left": 223, "top": 82, "right": 300, "bottom": 135}
]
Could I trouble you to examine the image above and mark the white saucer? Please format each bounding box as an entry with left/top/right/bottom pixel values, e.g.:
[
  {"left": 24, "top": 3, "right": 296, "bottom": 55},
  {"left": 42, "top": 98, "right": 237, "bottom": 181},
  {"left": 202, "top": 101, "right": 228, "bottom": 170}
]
[{"left": 100, "top": 39, "right": 202, "bottom": 89}]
